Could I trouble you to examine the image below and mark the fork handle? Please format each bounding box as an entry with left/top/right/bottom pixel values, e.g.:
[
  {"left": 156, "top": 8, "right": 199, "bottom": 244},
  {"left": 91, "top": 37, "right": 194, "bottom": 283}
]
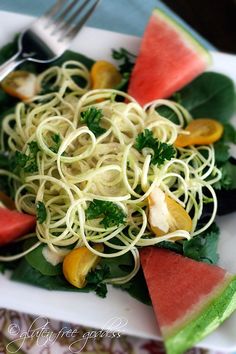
[{"left": 0, "top": 52, "right": 26, "bottom": 82}]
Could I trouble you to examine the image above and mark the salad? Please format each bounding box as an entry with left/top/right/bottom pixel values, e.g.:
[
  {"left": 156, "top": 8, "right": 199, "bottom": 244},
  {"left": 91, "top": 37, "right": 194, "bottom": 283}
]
[
  {"left": 0, "top": 34, "right": 235, "bottom": 298},
  {"left": 0, "top": 13, "right": 236, "bottom": 353}
]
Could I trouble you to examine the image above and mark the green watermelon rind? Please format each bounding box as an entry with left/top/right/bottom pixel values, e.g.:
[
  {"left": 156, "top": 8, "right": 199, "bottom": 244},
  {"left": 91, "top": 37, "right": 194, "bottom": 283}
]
[
  {"left": 153, "top": 8, "right": 212, "bottom": 66},
  {"left": 165, "top": 275, "right": 236, "bottom": 354}
]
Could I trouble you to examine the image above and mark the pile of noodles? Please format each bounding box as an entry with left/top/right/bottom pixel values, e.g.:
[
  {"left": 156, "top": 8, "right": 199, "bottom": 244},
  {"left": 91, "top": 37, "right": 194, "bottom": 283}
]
[{"left": 0, "top": 61, "right": 221, "bottom": 283}]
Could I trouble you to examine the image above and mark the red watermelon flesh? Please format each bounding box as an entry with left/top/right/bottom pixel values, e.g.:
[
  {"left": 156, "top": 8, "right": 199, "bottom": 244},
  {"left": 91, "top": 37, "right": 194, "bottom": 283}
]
[
  {"left": 141, "top": 247, "right": 236, "bottom": 354},
  {"left": 128, "top": 9, "right": 211, "bottom": 106},
  {"left": 0, "top": 207, "right": 36, "bottom": 245}
]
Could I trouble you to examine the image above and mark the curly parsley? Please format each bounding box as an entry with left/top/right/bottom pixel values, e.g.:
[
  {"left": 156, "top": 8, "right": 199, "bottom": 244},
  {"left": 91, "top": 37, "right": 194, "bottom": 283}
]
[
  {"left": 112, "top": 48, "right": 136, "bottom": 90},
  {"left": 36, "top": 201, "right": 47, "bottom": 224},
  {"left": 86, "top": 199, "right": 126, "bottom": 228},
  {"left": 80, "top": 107, "right": 106, "bottom": 137},
  {"left": 134, "top": 129, "right": 176, "bottom": 166},
  {"left": 49, "top": 133, "right": 61, "bottom": 154},
  {"left": 12, "top": 141, "right": 40, "bottom": 173}
]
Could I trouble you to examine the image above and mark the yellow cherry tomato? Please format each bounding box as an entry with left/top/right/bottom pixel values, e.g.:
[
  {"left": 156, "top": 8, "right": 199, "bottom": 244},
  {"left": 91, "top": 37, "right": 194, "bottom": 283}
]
[
  {"left": 1, "top": 70, "right": 39, "bottom": 101},
  {"left": 148, "top": 187, "right": 192, "bottom": 238},
  {"left": 63, "top": 244, "right": 104, "bottom": 288},
  {"left": 91, "top": 60, "right": 122, "bottom": 89},
  {"left": 175, "top": 118, "right": 224, "bottom": 147}
]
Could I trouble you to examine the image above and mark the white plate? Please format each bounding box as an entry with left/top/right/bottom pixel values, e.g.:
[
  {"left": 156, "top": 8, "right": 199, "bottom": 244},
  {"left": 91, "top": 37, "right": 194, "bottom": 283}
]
[{"left": 0, "top": 10, "right": 236, "bottom": 352}]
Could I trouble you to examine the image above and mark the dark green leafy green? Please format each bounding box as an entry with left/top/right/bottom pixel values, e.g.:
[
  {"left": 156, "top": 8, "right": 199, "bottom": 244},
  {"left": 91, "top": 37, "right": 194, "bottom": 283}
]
[
  {"left": 0, "top": 240, "right": 24, "bottom": 273},
  {"left": 183, "top": 223, "right": 219, "bottom": 264},
  {"left": 86, "top": 265, "right": 110, "bottom": 298},
  {"left": 11, "top": 258, "right": 90, "bottom": 291},
  {"left": 24, "top": 238, "right": 62, "bottom": 276},
  {"left": 103, "top": 251, "right": 151, "bottom": 304},
  {"left": 49, "top": 133, "right": 61, "bottom": 153},
  {"left": 101, "top": 251, "right": 133, "bottom": 278},
  {"left": 12, "top": 141, "right": 40, "bottom": 174},
  {"left": 135, "top": 129, "right": 176, "bottom": 166},
  {"left": 171, "top": 72, "right": 236, "bottom": 193},
  {"left": 157, "top": 240, "right": 183, "bottom": 254},
  {"left": 156, "top": 223, "right": 220, "bottom": 265},
  {"left": 88, "top": 251, "right": 151, "bottom": 304},
  {"left": 53, "top": 50, "right": 94, "bottom": 70},
  {"left": 116, "top": 269, "right": 151, "bottom": 305},
  {"left": 80, "top": 107, "right": 106, "bottom": 137},
  {"left": 0, "top": 152, "right": 10, "bottom": 169},
  {"left": 36, "top": 201, "right": 47, "bottom": 224},
  {"left": 112, "top": 48, "right": 136, "bottom": 91},
  {"left": 214, "top": 161, "right": 236, "bottom": 190},
  {"left": 214, "top": 141, "right": 230, "bottom": 165},
  {"left": 176, "top": 72, "right": 236, "bottom": 123},
  {"left": 155, "top": 105, "right": 179, "bottom": 124},
  {"left": 11, "top": 257, "right": 109, "bottom": 297},
  {"left": 0, "top": 263, "right": 5, "bottom": 273},
  {"left": 212, "top": 122, "right": 236, "bottom": 190},
  {"left": 86, "top": 199, "right": 126, "bottom": 228},
  {"left": 112, "top": 48, "right": 136, "bottom": 74},
  {"left": 221, "top": 123, "right": 236, "bottom": 144},
  {"left": 0, "top": 152, "right": 12, "bottom": 195}
]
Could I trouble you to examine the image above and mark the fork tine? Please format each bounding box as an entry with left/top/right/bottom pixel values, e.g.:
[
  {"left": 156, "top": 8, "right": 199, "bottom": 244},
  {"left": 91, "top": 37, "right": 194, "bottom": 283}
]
[
  {"left": 58, "top": 0, "right": 91, "bottom": 32},
  {"left": 53, "top": 0, "right": 80, "bottom": 26},
  {"left": 42, "top": 0, "right": 68, "bottom": 19},
  {"left": 61, "top": 0, "right": 100, "bottom": 41}
]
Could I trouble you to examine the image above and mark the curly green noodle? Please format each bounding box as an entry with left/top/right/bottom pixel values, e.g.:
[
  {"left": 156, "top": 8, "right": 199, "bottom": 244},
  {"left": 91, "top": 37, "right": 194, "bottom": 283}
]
[{"left": 0, "top": 61, "right": 221, "bottom": 284}]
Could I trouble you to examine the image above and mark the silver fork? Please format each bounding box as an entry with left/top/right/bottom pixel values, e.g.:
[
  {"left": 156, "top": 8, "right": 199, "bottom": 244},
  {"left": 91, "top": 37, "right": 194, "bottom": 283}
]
[{"left": 0, "top": 0, "right": 100, "bottom": 81}]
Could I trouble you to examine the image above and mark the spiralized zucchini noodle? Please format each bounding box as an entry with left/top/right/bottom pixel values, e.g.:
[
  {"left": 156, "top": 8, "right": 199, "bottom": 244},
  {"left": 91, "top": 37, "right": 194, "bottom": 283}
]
[{"left": 0, "top": 60, "right": 221, "bottom": 284}]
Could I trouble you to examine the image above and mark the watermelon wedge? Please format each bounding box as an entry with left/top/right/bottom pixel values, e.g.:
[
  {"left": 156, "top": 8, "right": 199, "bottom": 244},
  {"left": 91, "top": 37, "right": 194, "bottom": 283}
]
[
  {"left": 141, "top": 247, "right": 236, "bottom": 354},
  {"left": 0, "top": 207, "right": 36, "bottom": 246},
  {"left": 128, "top": 8, "right": 211, "bottom": 106}
]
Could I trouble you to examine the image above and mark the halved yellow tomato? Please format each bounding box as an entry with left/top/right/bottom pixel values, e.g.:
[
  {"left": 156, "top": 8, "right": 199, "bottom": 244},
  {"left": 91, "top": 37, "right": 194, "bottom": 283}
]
[
  {"left": 62, "top": 243, "right": 104, "bottom": 288},
  {"left": 91, "top": 60, "right": 122, "bottom": 89},
  {"left": 1, "top": 70, "right": 39, "bottom": 101},
  {"left": 175, "top": 118, "right": 224, "bottom": 147},
  {"left": 148, "top": 187, "right": 192, "bottom": 238}
]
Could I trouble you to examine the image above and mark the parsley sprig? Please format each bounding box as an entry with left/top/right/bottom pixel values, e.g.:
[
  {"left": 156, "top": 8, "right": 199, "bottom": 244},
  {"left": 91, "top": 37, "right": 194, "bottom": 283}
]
[
  {"left": 86, "top": 199, "right": 126, "bottom": 228},
  {"left": 12, "top": 141, "right": 40, "bottom": 173},
  {"left": 86, "top": 265, "right": 110, "bottom": 298},
  {"left": 36, "top": 201, "right": 47, "bottom": 224},
  {"left": 80, "top": 107, "right": 106, "bottom": 137},
  {"left": 49, "top": 133, "right": 61, "bottom": 154},
  {"left": 134, "top": 129, "right": 176, "bottom": 166},
  {"left": 112, "top": 48, "right": 136, "bottom": 90},
  {"left": 112, "top": 48, "right": 136, "bottom": 76}
]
